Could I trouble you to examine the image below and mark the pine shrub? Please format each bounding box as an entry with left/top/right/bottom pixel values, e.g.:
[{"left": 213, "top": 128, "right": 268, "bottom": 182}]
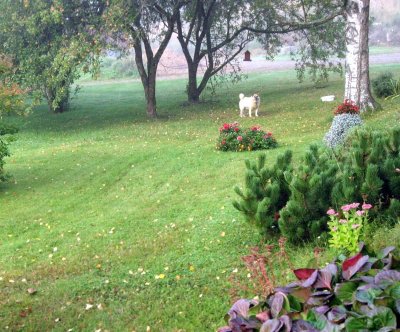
[
  {"left": 234, "top": 127, "right": 400, "bottom": 244},
  {"left": 279, "top": 145, "right": 338, "bottom": 243},
  {"left": 233, "top": 151, "right": 293, "bottom": 235}
]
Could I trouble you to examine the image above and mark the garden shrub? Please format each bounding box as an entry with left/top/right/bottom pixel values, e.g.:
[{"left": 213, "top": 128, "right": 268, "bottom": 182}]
[
  {"left": 216, "top": 123, "right": 277, "bottom": 152},
  {"left": 233, "top": 151, "right": 293, "bottom": 235},
  {"left": 234, "top": 126, "right": 400, "bottom": 244},
  {"left": 0, "top": 123, "right": 17, "bottom": 183},
  {"left": 324, "top": 113, "right": 363, "bottom": 148},
  {"left": 279, "top": 145, "right": 338, "bottom": 243},
  {"left": 332, "top": 127, "right": 400, "bottom": 216},
  {"left": 219, "top": 246, "right": 400, "bottom": 331},
  {"left": 372, "top": 72, "right": 395, "bottom": 98}
]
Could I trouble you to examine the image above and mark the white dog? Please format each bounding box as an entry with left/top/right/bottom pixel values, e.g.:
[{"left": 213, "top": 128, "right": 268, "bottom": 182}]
[{"left": 239, "top": 93, "right": 260, "bottom": 117}]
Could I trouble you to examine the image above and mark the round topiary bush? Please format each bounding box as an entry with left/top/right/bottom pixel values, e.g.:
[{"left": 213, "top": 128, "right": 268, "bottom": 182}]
[{"left": 324, "top": 113, "right": 363, "bottom": 148}]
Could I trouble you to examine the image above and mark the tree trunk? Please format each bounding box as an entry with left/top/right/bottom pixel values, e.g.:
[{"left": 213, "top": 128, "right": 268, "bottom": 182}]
[
  {"left": 187, "top": 64, "right": 200, "bottom": 103},
  {"left": 44, "top": 86, "right": 69, "bottom": 113},
  {"left": 344, "top": 0, "right": 379, "bottom": 111},
  {"left": 145, "top": 73, "right": 157, "bottom": 118}
]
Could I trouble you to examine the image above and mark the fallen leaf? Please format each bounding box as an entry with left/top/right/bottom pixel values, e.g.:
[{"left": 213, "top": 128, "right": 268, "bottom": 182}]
[
  {"left": 85, "top": 304, "right": 94, "bottom": 310},
  {"left": 27, "top": 288, "right": 37, "bottom": 295}
]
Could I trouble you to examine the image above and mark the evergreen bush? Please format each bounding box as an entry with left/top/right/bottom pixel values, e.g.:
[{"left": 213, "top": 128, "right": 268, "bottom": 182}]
[
  {"left": 233, "top": 151, "right": 293, "bottom": 235},
  {"left": 279, "top": 145, "right": 338, "bottom": 243},
  {"left": 234, "top": 127, "right": 400, "bottom": 244}
]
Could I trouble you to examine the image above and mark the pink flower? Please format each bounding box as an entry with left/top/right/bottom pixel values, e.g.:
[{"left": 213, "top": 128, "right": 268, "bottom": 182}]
[
  {"left": 251, "top": 126, "right": 260, "bottom": 131},
  {"left": 332, "top": 226, "right": 338, "bottom": 232},
  {"left": 223, "top": 123, "right": 230, "bottom": 130},
  {"left": 352, "top": 224, "right": 361, "bottom": 229},
  {"left": 339, "top": 219, "right": 348, "bottom": 224},
  {"left": 326, "top": 209, "right": 337, "bottom": 216},
  {"left": 362, "top": 203, "right": 372, "bottom": 210},
  {"left": 349, "top": 203, "right": 360, "bottom": 209},
  {"left": 356, "top": 210, "right": 364, "bottom": 216},
  {"left": 237, "top": 136, "right": 243, "bottom": 141},
  {"left": 341, "top": 204, "right": 351, "bottom": 212}
]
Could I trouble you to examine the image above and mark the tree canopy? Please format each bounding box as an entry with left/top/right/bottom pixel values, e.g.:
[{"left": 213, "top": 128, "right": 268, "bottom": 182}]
[{"left": 0, "top": 0, "right": 105, "bottom": 113}]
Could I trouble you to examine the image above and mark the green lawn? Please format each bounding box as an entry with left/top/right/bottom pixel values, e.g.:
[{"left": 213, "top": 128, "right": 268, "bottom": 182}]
[{"left": 1, "top": 65, "right": 399, "bottom": 331}]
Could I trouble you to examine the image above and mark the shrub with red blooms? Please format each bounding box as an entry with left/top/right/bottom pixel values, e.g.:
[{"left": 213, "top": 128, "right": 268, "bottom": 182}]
[
  {"left": 334, "top": 99, "right": 360, "bottom": 115},
  {"left": 217, "top": 122, "right": 277, "bottom": 152},
  {"left": 219, "top": 245, "right": 400, "bottom": 332}
]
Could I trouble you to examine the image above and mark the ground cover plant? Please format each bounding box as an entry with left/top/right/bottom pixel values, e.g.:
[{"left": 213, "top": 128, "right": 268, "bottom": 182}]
[
  {"left": 0, "top": 64, "right": 399, "bottom": 331},
  {"left": 219, "top": 245, "right": 400, "bottom": 331},
  {"left": 216, "top": 122, "right": 277, "bottom": 152}
]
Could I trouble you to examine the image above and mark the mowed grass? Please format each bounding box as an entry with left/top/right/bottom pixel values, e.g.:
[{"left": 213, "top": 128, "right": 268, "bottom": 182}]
[{"left": 1, "top": 64, "right": 400, "bottom": 331}]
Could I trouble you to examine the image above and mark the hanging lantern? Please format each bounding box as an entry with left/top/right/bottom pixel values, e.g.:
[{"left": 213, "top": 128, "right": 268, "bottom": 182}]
[{"left": 243, "top": 50, "right": 251, "bottom": 61}]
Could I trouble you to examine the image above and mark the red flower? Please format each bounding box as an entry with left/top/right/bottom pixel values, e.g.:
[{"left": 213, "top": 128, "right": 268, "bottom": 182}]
[
  {"left": 234, "top": 127, "right": 239, "bottom": 132},
  {"left": 223, "top": 123, "right": 230, "bottom": 130}
]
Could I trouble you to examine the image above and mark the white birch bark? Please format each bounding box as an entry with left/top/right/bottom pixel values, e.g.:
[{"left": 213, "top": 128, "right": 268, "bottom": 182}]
[{"left": 344, "top": 0, "right": 379, "bottom": 111}]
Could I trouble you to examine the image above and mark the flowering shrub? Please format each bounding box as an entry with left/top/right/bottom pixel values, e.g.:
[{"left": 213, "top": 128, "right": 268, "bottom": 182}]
[
  {"left": 323, "top": 113, "right": 363, "bottom": 148},
  {"left": 327, "top": 202, "right": 372, "bottom": 254},
  {"left": 216, "top": 123, "right": 277, "bottom": 152},
  {"left": 219, "top": 246, "right": 400, "bottom": 331},
  {"left": 334, "top": 99, "right": 359, "bottom": 115}
]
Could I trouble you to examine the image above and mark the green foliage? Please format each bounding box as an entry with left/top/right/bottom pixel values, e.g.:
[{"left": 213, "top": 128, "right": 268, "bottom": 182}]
[
  {"left": 327, "top": 203, "right": 371, "bottom": 255},
  {"left": 0, "top": 122, "right": 18, "bottom": 183},
  {"left": 233, "top": 151, "right": 292, "bottom": 235},
  {"left": 234, "top": 127, "right": 400, "bottom": 244},
  {"left": 0, "top": 0, "right": 105, "bottom": 112},
  {"left": 385, "top": 78, "right": 400, "bottom": 101},
  {"left": 372, "top": 72, "right": 395, "bottom": 98},
  {"left": 216, "top": 123, "right": 278, "bottom": 152},
  {"left": 279, "top": 144, "right": 338, "bottom": 243},
  {"left": 219, "top": 247, "right": 400, "bottom": 331},
  {"left": 366, "top": 222, "right": 400, "bottom": 256}
]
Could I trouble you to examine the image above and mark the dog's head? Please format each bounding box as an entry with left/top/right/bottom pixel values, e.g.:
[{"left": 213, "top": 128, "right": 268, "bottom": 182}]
[{"left": 253, "top": 94, "right": 260, "bottom": 103}]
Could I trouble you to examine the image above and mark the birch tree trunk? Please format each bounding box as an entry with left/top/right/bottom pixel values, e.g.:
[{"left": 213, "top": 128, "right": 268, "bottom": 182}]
[{"left": 344, "top": 0, "right": 379, "bottom": 111}]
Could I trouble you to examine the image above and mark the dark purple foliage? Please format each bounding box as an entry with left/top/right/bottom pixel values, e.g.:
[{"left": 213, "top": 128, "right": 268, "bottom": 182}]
[{"left": 219, "top": 247, "right": 400, "bottom": 331}]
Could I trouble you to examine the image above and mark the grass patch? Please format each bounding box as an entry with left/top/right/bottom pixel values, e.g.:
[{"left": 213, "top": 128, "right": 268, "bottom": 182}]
[{"left": 1, "top": 64, "right": 400, "bottom": 331}]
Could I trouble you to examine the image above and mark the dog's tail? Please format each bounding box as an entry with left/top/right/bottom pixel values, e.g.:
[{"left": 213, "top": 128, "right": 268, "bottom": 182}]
[{"left": 239, "top": 93, "right": 244, "bottom": 100}]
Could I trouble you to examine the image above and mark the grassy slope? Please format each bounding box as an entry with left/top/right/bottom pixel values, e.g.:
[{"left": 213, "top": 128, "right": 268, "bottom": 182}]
[{"left": 1, "top": 65, "right": 399, "bottom": 331}]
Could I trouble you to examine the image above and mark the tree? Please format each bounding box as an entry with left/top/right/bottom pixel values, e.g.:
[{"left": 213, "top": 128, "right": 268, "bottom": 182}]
[
  {"left": 107, "top": 0, "right": 187, "bottom": 118},
  {"left": 344, "top": 0, "right": 379, "bottom": 111},
  {"left": 176, "top": 0, "right": 254, "bottom": 103},
  {"left": 177, "top": 0, "right": 345, "bottom": 103},
  {"left": 0, "top": 0, "right": 105, "bottom": 113}
]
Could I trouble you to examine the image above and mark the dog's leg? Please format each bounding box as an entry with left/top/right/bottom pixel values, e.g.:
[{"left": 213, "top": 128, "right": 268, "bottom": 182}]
[
  {"left": 249, "top": 107, "right": 252, "bottom": 117},
  {"left": 255, "top": 107, "right": 259, "bottom": 117},
  {"left": 240, "top": 107, "right": 243, "bottom": 117}
]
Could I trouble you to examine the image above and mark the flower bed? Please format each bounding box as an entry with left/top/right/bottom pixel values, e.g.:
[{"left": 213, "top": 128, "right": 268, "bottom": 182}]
[
  {"left": 216, "top": 122, "right": 277, "bottom": 152},
  {"left": 219, "top": 245, "right": 400, "bottom": 331}
]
